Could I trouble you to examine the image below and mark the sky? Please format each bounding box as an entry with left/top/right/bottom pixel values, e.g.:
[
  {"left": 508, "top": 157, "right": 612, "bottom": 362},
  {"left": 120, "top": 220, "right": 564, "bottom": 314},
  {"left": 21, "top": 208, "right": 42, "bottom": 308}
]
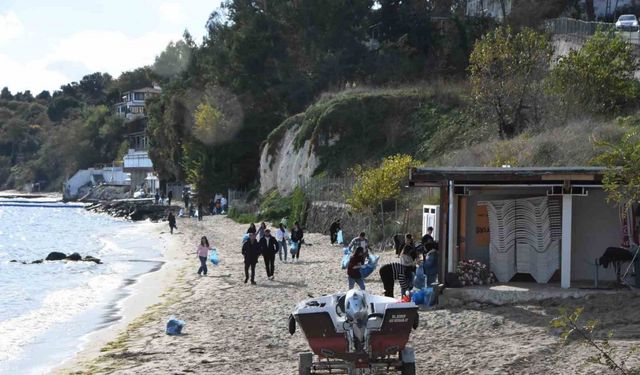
[{"left": 0, "top": 0, "right": 223, "bottom": 94}]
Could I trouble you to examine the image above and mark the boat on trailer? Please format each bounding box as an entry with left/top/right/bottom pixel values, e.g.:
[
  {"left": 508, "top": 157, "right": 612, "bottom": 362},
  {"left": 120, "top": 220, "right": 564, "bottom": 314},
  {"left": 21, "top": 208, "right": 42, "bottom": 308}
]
[{"left": 289, "top": 290, "right": 419, "bottom": 375}]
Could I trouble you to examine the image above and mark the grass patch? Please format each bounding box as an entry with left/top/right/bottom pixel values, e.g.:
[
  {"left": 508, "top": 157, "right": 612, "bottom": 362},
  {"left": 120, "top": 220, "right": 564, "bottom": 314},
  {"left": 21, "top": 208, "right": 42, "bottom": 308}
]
[{"left": 227, "top": 207, "right": 258, "bottom": 224}]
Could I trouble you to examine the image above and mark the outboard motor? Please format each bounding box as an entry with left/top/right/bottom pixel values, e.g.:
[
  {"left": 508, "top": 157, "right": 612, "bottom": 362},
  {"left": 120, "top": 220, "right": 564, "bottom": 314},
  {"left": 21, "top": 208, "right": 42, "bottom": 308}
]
[{"left": 345, "top": 290, "right": 369, "bottom": 349}]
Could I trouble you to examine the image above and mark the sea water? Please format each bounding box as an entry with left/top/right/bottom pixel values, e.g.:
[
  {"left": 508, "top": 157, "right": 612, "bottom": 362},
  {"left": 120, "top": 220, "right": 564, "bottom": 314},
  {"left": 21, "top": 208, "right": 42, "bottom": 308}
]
[{"left": 0, "top": 200, "right": 163, "bottom": 374}]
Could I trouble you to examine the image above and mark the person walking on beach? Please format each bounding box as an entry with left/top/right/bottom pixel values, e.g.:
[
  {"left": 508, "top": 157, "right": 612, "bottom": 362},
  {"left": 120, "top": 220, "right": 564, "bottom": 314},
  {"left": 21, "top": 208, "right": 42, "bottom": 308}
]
[
  {"left": 220, "top": 195, "right": 227, "bottom": 213},
  {"left": 247, "top": 223, "right": 257, "bottom": 234},
  {"left": 276, "top": 223, "right": 288, "bottom": 262},
  {"left": 168, "top": 211, "right": 177, "bottom": 234},
  {"left": 347, "top": 247, "right": 366, "bottom": 290},
  {"left": 257, "top": 222, "right": 266, "bottom": 241},
  {"left": 329, "top": 219, "right": 341, "bottom": 245},
  {"left": 290, "top": 221, "right": 304, "bottom": 262},
  {"left": 209, "top": 197, "right": 216, "bottom": 215},
  {"left": 197, "top": 236, "right": 210, "bottom": 276},
  {"left": 167, "top": 190, "right": 173, "bottom": 206},
  {"left": 379, "top": 261, "right": 413, "bottom": 298},
  {"left": 260, "top": 228, "right": 278, "bottom": 280},
  {"left": 242, "top": 232, "right": 261, "bottom": 284},
  {"left": 348, "top": 232, "right": 372, "bottom": 257},
  {"left": 183, "top": 190, "right": 190, "bottom": 209},
  {"left": 197, "top": 203, "right": 203, "bottom": 221},
  {"left": 154, "top": 191, "right": 160, "bottom": 205}
]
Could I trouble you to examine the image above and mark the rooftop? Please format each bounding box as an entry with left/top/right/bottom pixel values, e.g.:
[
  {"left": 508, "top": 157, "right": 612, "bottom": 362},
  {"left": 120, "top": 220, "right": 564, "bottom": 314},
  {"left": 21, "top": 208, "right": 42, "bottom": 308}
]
[{"left": 409, "top": 166, "right": 608, "bottom": 187}]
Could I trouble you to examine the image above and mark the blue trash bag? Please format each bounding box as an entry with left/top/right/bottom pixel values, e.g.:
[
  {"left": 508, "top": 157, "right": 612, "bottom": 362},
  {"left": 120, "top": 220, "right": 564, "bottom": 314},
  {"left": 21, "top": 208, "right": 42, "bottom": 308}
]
[
  {"left": 411, "top": 289, "right": 426, "bottom": 305},
  {"left": 341, "top": 247, "right": 350, "bottom": 269},
  {"left": 166, "top": 317, "right": 185, "bottom": 335},
  {"left": 242, "top": 234, "right": 249, "bottom": 244},
  {"left": 423, "top": 287, "right": 435, "bottom": 306},
  {"left": 337, "top": 230, "right": 344, "bottom": 245},
  {"left": 209, "top": 248, "right": 220, "bottom": 265},
  {"left": 359, "top": 254, "right": 380, "bottom": 279},
  {"left": 414, "top": 265, "right": 426, "bottom": 289},
  {"left": 290, "top": 241, "right": 299, "bottom": 254}
]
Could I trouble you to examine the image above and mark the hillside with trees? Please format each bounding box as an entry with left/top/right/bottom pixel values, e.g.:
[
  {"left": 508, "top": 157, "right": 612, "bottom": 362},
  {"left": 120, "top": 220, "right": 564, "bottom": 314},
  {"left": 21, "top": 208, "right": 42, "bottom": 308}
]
[{"left": 1, "top": 0, "right": 639, "bottom": 202}]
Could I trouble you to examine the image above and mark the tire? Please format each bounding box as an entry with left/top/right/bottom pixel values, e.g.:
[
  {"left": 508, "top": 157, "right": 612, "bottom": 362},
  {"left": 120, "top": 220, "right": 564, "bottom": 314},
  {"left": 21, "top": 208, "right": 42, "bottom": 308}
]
[
  {"left": 299, "top": 352, "right": 313, "bottom": 375},
  {"left": 401, "top": 362, "right": 416, "bottom": 375}
]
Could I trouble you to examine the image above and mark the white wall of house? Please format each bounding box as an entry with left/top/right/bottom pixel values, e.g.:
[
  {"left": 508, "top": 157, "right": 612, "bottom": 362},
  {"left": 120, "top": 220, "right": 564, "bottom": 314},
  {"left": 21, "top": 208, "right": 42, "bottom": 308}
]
[
  {"left": 65, "top": 167, "right": 130, "bottom": 198},
  {"left": 123, "top": 150, "right": 153, "bottom": 170}
]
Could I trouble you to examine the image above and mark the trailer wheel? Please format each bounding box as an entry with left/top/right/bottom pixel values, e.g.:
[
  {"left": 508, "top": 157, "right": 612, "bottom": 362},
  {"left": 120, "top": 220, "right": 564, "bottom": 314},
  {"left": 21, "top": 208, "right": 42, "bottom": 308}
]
[
  {"left": 401, "top": 362, "right": 416, "bottom": 375},
  {"left": 299, "top": 352, "right": 313, "bottom": 375}
]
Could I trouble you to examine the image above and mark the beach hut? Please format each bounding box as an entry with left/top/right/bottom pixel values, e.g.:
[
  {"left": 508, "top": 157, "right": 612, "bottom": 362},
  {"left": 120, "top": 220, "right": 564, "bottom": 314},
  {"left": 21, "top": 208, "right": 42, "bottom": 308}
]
[{"left": 408, "top": 166, "right": 636, "bottom": 289}]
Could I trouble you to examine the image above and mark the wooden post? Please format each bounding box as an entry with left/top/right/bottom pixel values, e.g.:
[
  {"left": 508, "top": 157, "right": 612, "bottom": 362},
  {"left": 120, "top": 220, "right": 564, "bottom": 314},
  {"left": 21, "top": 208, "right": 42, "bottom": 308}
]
[
  {"left": 438, "top": 181, "right": 450, "bottom": 285},
  {"left": 561, "top": 194, "right": 573, "bottom": 288}
]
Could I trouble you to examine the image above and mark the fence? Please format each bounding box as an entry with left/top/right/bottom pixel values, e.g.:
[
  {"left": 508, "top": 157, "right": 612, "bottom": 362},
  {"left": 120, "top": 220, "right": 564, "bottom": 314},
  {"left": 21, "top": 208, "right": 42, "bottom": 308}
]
[
  {"left": 545, "top": 17, "right": 615, "bottom": 38},
  {"left": 297, "top": 175, "right": 355, "bottom": 203},
  {"left": 545, "top": 17, "right": 640, "bottom": 47},
  {"left": 227, "top": 188, "right": 258, "bottom": 214}
]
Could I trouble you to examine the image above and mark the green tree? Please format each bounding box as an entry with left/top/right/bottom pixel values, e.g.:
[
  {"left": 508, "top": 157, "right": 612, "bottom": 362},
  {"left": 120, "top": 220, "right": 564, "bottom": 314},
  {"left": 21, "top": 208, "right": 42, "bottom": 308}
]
[
  {"left": 469, "top": 26, "right": 552, "bottom": 139},
  {"left": 593, "top": 121, "right": 640, "bottom": 209},
  {"left": 0, "top": 87, "right": 12, "bottom": 100},
  {"left": 547, "top": 30, "right": 639, "bottom": 115},
  {"left": 347, "top": 154, "right": 416, "bottom": 213}
]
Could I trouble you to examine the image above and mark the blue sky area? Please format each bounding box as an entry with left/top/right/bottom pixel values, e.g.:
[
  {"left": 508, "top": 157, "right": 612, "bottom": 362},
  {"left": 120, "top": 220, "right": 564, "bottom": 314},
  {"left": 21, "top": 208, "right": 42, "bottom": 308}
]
[{"left": 0, "top": 0, "right": 223, "bottom": 93}]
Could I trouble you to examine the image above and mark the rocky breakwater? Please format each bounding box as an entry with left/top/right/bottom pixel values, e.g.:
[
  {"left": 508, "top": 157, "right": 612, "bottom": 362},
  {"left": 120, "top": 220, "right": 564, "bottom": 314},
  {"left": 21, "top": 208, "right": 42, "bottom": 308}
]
[
  {"left": 85, "top": 198, "right": 176, "bottom": 221},
  {"left": 10, "top": 251, "right": 102, "bottom": 264}
]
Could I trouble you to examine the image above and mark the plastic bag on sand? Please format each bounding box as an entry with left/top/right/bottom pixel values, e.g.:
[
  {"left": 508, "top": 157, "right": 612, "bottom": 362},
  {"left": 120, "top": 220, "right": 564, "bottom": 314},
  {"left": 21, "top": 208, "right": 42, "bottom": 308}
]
[
  {"left": 414, "top": 265, "right": 426, "bottom": 289},
  {"left": 359, "top": 254, "right": 380, "bottom": 279},
  {"left": 337, "top": 230, "right": 344, "bottom": 245},
  {"left": 341, "top": 247, "right": 350, "bottom": 269},
  {"left": 411, "top": 287, "right": 435, "bottom": 306},
  {"left": 166, "top": 317, "right": 185, "bottom": 335},
  {"left": 209, "top": 248, "right": 220, "bottom": 265}
]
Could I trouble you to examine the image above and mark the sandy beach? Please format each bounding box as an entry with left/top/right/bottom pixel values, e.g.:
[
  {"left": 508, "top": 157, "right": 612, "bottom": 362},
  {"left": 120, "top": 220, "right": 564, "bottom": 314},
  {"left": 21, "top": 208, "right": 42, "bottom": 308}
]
[{"left": 59, "top": 215, "right": 640, "bottom": 375}]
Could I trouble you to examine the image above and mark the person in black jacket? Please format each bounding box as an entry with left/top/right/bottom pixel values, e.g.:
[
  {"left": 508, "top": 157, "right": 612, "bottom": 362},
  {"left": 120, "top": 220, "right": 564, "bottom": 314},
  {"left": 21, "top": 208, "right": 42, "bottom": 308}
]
[
  {"left": 242, "top": 232, "right": 261, "bottom": 284},
  {"left": 167, "top": 190, "right": 173, "bottom": 206},
  {"left": 167, "top": 211, "right": 177, "bottom": 234},
  {"left": 290, "top": 222, "right": 304, "bottom": 262},
  {"left": 329, "top": 219, "right": 341, "bottom": 244},
  {"left": 259, "top": 229, "right": 279, "bottom": 280}
]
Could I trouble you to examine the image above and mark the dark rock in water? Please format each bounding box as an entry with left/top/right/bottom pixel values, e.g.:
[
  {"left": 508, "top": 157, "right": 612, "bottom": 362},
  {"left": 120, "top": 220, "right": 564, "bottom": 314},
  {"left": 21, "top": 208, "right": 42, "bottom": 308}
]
[
  {"left": 66, "top": 252, "right": 82, "bottom": 261},
  {"left": 83, "top": 256, "right": 102, "bottom": 264},
  {"left": 9, "top": 260, "right": 17, "bottom": 263},
  {"left": 46, "top": 252, "right": 67, "bottom": 261},
  {"left": 31, "top": 259, "right": 43, "bottom": 264}
]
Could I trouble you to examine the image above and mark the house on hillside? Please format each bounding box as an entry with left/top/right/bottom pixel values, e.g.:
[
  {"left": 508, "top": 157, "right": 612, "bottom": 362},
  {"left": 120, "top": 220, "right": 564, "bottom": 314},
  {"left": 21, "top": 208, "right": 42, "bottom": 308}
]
[
  {"left": 116, "top": 86, "right": 161, "bottom": 195},
  {"left": 115, "top": 87, "right": 161, "bottom": 122},
  {"left": 409, "top": 167, "right": 638, "bottom": 289},
  {"left": 466, "top": 0, "right": 512, "bottom": 20}
]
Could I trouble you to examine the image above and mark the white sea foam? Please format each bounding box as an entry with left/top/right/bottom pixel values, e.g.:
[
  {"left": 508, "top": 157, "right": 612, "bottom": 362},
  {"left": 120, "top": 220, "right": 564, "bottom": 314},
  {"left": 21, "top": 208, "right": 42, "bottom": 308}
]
[{"left": 0, "top": 203, "right": 161, "bottom": 373}]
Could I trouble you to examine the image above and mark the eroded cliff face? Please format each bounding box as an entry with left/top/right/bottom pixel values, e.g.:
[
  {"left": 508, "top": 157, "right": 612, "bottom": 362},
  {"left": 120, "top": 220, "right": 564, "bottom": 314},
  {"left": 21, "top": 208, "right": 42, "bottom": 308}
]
[{"left": 259, "top": 123, "right": 319, "bottom": 196}]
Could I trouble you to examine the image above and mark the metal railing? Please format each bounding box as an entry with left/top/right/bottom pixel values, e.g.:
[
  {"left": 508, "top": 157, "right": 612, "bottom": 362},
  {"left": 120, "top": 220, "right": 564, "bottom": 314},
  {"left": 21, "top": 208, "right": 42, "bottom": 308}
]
[{"left": 545, "top": 17, "right": 640, "bottom": 45}]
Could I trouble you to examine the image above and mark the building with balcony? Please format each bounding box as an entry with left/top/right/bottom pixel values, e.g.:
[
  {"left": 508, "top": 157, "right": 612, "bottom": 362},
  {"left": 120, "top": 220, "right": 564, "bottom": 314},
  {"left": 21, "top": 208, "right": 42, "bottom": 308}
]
[
  {"left": 117, "top": 86, "right": 161, "bottom": 194},
  {"left": 115, "top": 87, "right": 161, "bottom": 122}
]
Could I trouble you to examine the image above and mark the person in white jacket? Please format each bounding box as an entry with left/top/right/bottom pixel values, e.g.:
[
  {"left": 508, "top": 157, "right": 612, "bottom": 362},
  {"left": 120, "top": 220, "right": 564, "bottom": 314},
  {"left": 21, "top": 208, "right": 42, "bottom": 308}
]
[{"left": 275, "top": 223, "right": 289, "bottom": 262}]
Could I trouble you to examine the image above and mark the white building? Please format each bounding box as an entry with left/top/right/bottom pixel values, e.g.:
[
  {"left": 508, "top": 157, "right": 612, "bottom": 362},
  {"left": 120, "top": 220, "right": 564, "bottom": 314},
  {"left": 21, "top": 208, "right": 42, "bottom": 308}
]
[
  {"left": 64, "top": 166, "right": 130, "bottom": 200},
  {"left": 115, "top": 87, "right": 161, "bottom": 122}
]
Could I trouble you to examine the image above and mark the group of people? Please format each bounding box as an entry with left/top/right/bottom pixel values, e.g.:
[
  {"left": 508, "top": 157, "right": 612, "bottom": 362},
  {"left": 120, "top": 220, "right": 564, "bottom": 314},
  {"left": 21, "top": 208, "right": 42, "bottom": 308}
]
[
  {"left": 154, "top": 190, "right": 174, "bottom": 206},
  {"left": 189, "top": 212, "right": 438, "bottom": 299},
  {"left": 209, "top": 194, "right": 228, "bottom": 215},
  {"left": 340, "top": 222, "right": 439, "bottom": 299},
  {"left": 241, "top": 221, "right": 304, "bottom": 284},
  {"left": 379, "top": 226, "right": 438, "bottom": 298}
]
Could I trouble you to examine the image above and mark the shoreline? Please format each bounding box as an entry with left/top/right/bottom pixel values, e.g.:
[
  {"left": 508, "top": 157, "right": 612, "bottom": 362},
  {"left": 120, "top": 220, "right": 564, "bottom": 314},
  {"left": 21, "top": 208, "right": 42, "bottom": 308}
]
[{"left": 53, "top": 219, "right": 186, "bottom": 374}]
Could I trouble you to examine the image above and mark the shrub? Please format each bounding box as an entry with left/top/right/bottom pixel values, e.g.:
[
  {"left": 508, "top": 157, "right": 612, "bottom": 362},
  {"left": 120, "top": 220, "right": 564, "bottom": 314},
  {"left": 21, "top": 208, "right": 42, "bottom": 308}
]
[{"left": 547, "top": 30, "right": 640, "bottom": 115}]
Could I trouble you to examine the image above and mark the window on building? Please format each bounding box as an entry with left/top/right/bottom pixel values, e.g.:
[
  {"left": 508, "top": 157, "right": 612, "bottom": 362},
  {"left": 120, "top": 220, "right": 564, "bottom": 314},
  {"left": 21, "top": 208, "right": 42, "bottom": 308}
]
[
  {"left": 133, "top": 92, "right": 145, "bottom": 101},
  {"left": 130, "top": 106, "right": 145, "bottom": 114}
]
